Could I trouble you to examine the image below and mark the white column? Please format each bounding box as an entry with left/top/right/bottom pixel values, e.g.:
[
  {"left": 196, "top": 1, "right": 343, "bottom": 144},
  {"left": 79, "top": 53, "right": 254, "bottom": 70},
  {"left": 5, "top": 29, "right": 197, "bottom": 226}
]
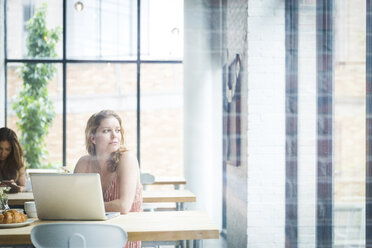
[
  {"left": 247, "top": 0, "right": 286, "bottom": 247},
  {"left": 184, "top": 0, "right": 223, "bottom": 230},
  {"left": 298, "top": 2, "right": 317, "bottom": 247},
  {"left": 0, "top": 2, "right": 5, "bottom": 127}
]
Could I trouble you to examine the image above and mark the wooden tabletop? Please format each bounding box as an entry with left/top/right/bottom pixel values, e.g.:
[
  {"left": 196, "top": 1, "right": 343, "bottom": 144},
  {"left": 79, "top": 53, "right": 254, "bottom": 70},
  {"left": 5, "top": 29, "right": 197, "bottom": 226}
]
[
  {"left": 0, "top": 211, "right": 219, "bottom": 245},
  {"left": 142, "top": 190, "right": 196, "bottom": 203},
  {"left": 152, "top": 176, "right": 186, "bottom": 185},
  {"left": 8, "top": 190, "right": 196, "bottom": 206}
]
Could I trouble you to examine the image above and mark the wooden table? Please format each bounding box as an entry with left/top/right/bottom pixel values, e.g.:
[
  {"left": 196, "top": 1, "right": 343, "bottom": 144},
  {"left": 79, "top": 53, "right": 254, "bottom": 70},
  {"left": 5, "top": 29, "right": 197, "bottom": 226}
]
[
  {"left": 153, "top": 176, "right": 187, "bottom": 189},
  {"left": 9, "top": 190, "right": 196, "bottom": 210},
  {"left": 0, "top": 211, "right": 219, "bottom": 247},
  {"left": 143, "top": 189, "right": 196, "bottom": 210}
]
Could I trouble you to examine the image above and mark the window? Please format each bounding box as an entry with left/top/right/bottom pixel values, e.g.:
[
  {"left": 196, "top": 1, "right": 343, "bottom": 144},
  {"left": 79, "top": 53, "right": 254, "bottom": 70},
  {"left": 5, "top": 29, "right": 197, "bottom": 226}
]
[{"left": 4, "top": 0, "right": 184, "bottom": 177}]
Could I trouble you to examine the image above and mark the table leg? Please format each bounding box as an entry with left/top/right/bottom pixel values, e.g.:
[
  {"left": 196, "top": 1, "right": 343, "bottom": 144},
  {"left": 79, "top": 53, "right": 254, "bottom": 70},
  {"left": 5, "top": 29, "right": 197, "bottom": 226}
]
[
  {"left": 186, "top": 240, "right": 192, "bottom": 248},
  {"left": 185, "top": 240, "right": 203, "bottom": 248},
  {"left": 176, "top": 202, "right": 184, "bottom": 211},
  {"left": 193, "top": 240, "right": 203, "bottom": 248}
]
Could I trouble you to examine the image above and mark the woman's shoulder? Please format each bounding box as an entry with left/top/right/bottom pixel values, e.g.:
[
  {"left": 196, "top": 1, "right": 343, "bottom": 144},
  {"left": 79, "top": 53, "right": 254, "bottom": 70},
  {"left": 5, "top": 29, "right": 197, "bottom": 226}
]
[
  {"left": 77, "top": 155, "right": 92, "bottom": 163},
  {"left": 120, "top": 150, "right": 136, "bottom": 160},
  {"left": 74, "top": 155, "right": 91, "bottom": 173},
  {"left": 119, "top": 151, "right": 139, "bottom": 169}
]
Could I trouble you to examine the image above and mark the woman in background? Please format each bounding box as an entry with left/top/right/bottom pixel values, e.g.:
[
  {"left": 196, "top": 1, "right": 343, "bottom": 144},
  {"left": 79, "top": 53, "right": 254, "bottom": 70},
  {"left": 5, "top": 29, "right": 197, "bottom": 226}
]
[
  {"left": 74, "top": 110, "right": 142, "bottom": 248},
  {"left": 0, "top": 127, "right": 26, "bottom": 193}
]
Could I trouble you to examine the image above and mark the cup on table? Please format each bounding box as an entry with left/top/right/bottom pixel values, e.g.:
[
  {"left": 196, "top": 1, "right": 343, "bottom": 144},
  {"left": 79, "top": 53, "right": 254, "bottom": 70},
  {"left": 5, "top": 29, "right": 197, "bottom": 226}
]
[{"left": 24, "top": 201, "right": 37, "bottom": 218}]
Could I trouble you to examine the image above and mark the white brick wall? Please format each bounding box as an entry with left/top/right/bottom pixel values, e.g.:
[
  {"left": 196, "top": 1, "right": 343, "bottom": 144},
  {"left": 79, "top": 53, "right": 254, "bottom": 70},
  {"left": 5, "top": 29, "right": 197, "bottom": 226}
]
[
  {"left": 247, "top": 0, "right": 286, "bottom": 247},
  {"left": 0, "top": 2, "right": 4, "bottom": 127},
  {"left": 298, "top": 2, "right": 317, "bottom": 247},
  {"left": 183, "top": 0, "right": 223, "bottom": 233}
]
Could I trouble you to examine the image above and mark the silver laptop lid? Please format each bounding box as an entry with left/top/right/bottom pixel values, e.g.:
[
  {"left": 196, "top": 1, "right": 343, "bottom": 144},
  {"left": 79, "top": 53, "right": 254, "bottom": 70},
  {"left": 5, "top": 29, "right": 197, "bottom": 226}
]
[{"left": 30, "top": 173, "right": 107, "bottom": 220}]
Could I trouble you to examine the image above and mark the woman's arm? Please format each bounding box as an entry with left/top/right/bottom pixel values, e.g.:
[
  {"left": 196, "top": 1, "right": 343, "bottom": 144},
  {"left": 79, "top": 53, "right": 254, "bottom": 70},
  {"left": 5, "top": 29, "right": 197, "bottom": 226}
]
[
  {"left": 17, "top": 166, "right": 26, "bottom": 192},
  {"left": 104, "top": 152, "right": 139, "bottom": 214},
  {"left": 1, "top": 166, "right": 27, "bottom": 193}
]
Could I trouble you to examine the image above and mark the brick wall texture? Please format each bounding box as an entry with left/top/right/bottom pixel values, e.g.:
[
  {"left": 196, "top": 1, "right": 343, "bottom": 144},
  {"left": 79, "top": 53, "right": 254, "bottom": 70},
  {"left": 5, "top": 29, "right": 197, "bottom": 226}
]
[{"left": 6, "top": 63, "right": 184, "bottom": 183}]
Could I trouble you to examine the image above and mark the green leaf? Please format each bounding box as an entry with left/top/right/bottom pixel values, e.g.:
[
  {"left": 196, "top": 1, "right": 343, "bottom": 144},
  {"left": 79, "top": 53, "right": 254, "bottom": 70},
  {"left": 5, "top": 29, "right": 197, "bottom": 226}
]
[{"left": 12, "top": 3, "right": 60, "bottom": 168}]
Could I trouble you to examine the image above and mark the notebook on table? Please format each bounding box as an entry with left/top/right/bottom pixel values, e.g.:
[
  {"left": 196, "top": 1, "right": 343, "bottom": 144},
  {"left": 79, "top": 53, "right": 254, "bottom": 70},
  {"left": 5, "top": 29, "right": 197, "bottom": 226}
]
[{"left": 30, "top": 173, "right": 120, "bottom": 220}]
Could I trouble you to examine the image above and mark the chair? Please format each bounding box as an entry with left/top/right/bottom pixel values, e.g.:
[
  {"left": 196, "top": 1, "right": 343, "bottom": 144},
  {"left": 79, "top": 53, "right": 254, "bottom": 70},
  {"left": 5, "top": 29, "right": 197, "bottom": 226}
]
[
  {"left": 31, "top": 223, "right": 127, "bottom": 248},
  {"left": 140, "top": 173, "right": 177, "bottom": 212},
  {"left": 140, "top": 173, "right": 158, "bottom": 212},
  {"left": 140, "top": 173, "right": 155, "bottom": 189}
]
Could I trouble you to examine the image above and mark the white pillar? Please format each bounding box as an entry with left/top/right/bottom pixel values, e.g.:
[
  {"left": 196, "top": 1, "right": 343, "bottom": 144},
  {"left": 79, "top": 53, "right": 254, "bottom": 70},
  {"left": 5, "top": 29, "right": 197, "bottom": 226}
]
[
  {"left": 0, "top": 2, "right": 5, "bottom": 127},
  {"left": 247, "top": 0, "right": 286, "bottom": 247},
  {"left": 184, "top": 0, "right": 223, "bottom": 230},
  {"left": 298, "top": 2, "right": 317, "bottom": 247}
]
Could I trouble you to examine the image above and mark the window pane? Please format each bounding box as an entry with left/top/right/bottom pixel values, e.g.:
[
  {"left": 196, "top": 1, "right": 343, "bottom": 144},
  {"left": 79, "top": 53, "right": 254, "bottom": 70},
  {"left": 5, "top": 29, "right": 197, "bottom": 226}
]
[
  {"left": 66, "top": 63, "right": 137, "bottom": 168},
  {"left": 6, "top": 0, "right": 63, "bottom": 59},
  {"left": 7, "top": 62, "right": 63, "bottom": 168},
  {"left": 140, "top": 64, "right": 183, "bottom": 180},
  {"left": 66, "top": 0, "right": 137, "bottom": 60},
  {"left": 141, "top": 0, "right": 183, "bottom": 61},
  {"left": 334, "top": 0, "right": 366, "bottom": 247},
  {"left": 298, "top": 2, "right": 366, "bottom": 246}
]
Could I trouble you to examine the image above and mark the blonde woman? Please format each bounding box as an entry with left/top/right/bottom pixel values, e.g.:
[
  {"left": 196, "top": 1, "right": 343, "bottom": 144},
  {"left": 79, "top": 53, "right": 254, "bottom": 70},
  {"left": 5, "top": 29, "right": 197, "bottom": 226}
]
[{"left": 74, "top": 110, "right": 142, "bottom": 248}]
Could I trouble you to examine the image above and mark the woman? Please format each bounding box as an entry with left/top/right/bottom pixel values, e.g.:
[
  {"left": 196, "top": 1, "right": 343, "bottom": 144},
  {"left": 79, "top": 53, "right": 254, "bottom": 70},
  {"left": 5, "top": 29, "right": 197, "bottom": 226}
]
[
  {"left": 74, "top": 110, "right": 142, "bottom": 248},
  {"left": 0, "top": 127, "right": 26, "bottom": 193}
]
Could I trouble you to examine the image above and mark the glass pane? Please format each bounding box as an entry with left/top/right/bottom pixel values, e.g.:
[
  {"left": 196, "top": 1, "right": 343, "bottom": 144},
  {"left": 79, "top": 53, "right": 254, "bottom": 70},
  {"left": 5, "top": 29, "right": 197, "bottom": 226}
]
[
  {"left": 334, "top": 0, "right": 366, "bottom": 247},
  {"left": 66, "top": 0, "right": 137, "bottom": 60},
  {"left": 6, "top": 0, "right": 63, "bottom": 59},
  {"left": 140, "top": 64, "right": 183, "bottom": 182},
  {"left": 66, "top": 63, "right": 137, "bottom": 169},
  {"left": 6, "top": 62, "right": 63, "bottom": 168},
  {"left": 141, "top": 0, "right": 183, "bottom": 60}
]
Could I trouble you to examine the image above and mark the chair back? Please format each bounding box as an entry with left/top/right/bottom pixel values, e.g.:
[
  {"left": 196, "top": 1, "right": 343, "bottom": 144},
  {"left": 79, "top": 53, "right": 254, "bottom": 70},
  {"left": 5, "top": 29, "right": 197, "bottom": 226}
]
[
  {"left": 140, "top": 173, "right": 155, "bottom": 185},
  {"left": 31, "top": 223, "right": 127, "bottom": 248}
]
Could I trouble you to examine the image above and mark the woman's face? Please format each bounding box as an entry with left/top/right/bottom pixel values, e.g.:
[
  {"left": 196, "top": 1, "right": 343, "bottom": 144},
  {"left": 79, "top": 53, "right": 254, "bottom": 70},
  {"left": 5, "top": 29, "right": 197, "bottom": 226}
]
[
  {"left": 91, "top": 116, "right": 122, "bottom": 156},
  {"left": 0, "top": 141, "right": 12, "bottom": 161}
]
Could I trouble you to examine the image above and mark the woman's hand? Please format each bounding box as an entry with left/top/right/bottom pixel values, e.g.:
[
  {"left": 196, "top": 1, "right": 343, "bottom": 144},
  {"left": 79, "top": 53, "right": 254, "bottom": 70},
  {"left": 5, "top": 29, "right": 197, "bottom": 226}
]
[{"left": 0, "top": 180, "right": 21, "bottom": 193}]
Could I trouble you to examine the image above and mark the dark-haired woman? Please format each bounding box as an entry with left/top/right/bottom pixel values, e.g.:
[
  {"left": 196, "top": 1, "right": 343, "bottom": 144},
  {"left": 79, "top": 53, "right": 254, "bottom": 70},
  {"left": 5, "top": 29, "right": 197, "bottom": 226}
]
[{"left": 0, "top": 127, "right": 26, "bottom": 193}]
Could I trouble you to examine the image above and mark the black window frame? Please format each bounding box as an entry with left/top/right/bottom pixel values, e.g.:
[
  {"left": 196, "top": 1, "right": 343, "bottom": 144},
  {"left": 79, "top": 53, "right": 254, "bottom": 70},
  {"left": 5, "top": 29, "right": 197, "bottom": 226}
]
[{"left": 3, "top": 0, "right": 183, "bottom": 166}]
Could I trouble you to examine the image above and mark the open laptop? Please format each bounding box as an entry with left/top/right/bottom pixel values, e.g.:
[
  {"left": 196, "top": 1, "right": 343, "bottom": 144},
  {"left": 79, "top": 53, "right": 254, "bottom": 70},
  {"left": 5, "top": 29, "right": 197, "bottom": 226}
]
[{"left": 30, "top": 173, "right": 120, "bottom": 220}]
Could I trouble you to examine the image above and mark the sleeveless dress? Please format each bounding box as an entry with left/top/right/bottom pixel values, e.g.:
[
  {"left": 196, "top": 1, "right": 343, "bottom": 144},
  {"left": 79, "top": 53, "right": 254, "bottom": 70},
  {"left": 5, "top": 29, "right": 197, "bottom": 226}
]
[{"left": 103, "top": 172, "right": 143, "bottom": 248}]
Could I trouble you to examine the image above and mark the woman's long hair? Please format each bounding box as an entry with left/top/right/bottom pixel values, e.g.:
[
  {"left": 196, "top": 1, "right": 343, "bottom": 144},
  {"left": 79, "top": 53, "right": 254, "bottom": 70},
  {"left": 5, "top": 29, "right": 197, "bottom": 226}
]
[
  {"left": 0, "top": 127, "right": 25, "bottom": 182},
  {"left": 85, "top": 110, "right": 127, "bottom": 172}
]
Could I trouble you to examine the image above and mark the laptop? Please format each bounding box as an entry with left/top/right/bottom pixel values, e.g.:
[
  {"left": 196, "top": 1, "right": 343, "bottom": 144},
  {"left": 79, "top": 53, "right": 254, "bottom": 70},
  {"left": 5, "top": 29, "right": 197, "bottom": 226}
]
[{"left": 30, "top": 173, "right": 120, "bottom": 220}]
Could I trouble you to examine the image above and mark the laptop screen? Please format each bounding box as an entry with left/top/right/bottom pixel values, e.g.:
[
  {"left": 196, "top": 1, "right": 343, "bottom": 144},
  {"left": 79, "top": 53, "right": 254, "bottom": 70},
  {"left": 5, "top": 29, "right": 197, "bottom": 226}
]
[{"left": 30, "top": 173, "right": 112, "bottom": 220}]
